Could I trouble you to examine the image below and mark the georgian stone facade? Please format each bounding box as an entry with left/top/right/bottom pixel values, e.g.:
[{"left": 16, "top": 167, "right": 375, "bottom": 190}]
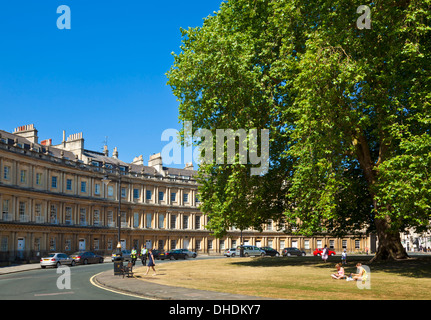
[{"left": 0, "top": 124, "right": 372, "bottom": 263}]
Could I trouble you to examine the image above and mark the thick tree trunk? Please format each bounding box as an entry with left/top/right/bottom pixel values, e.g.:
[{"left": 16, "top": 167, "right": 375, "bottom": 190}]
[
  {"left": 371, "top": 216, "right": 409, "bottom": 262},
  {"left": 353, "top": 133, "right": 408, "bottom": 262}
]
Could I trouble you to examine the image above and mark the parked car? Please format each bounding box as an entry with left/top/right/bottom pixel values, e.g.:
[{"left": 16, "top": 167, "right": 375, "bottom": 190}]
[
  {"left": 224, "top": 248, "right": 237, "bottom": 257},
  {"left": 159, "top": 249, "right": 188, "bottom": 260},
  {"left": 282, "top": 247, "right": 306, "bottom": 256},
  {"left": 313, "top": 248, "right": 336, "bottom": 256},
  {"left": 71, "top": 251, "right": 104, "bottom": 264},
  {"left": 236, "top": 245, "right": 265, "bottom": 257},
  {"left": 111, "top": 249, "right": 132, "bottom": 262},
  {"left": 149, "top": 249, "right": 160, "bottom": 260},
  {"left": 40, "top": 253, "right": 76, "bottom": 268},
  {"left": 260, "top": 247, "right": 280, "bottom": 257},
  {"left": 177, "top": 248, "right": 197, "bottom": 258}
]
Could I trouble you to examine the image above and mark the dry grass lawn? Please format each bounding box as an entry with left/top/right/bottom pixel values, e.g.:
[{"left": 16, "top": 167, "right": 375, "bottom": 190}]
[{"left": 133, "top": 255, "right": 431, "bottom": 300}]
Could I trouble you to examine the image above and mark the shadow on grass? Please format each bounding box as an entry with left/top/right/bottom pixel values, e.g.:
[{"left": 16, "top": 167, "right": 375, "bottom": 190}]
[{"left": 229, "top": 254, "right": 431, "bottom": 279}]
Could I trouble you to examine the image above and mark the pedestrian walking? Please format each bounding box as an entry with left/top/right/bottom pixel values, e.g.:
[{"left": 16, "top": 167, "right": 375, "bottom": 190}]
[
  {"left": 322, "top": 244, "right": 329, "bottom": 263},
  {"left": 131, "top": 247, "right": 138, "bottom": 266},
  {"left": 341, "top": 249, "right": 347, "bottom": 265},
  {"left": 144, "top": 248, "right": 157, "bottom": 276}
]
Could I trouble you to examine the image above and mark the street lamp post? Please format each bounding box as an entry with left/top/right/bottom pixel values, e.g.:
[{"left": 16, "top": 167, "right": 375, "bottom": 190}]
[{"left": 102, "top": 165, "right": 123, "bottom": 261}]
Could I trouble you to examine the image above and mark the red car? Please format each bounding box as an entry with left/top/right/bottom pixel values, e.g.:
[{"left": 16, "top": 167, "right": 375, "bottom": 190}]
[{"left": 313, "top": 248, "right": 336, "bottom": 256}]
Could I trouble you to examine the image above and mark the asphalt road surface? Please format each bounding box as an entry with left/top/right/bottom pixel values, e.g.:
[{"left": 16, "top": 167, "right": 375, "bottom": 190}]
[
  {"left": 0, "top": 255, "right": 223, "bottom": 300},
  {"left": 0, "top": 261, "right": 142, "bottom": 300}
]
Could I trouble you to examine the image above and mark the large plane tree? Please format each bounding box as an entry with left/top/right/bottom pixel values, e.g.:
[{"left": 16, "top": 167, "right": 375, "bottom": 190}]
[{"left": 167, "top": 0, "right": 431, "bottom": 261}]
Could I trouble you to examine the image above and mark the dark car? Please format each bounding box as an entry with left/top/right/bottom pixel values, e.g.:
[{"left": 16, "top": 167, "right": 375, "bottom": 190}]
[
  {"left": 148, "top": 249, "right": 161, "bottom": 260},
  {"left": 159, "top": 249, "right": 187, "bottom": 260},
  {"left": 260, "top": 247, "right": 280, "bottom": 257},
  {"left": 70, "top": 251, "right": 104, "bottom": 264},
  {"left": 282, "top": 247, "right": 306, "bottom": 257}
]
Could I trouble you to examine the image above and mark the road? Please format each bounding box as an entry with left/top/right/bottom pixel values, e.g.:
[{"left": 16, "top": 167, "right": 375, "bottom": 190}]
[{"left": 0, "top": 255, "right": 221, "bottom": 300}]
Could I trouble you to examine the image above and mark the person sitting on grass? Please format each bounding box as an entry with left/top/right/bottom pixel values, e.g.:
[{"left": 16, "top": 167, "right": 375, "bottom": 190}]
[
  {"left": 348, "top": 263, "right": 368, "bottom": 283},
  {"left": 331, "top": 263, "right": 346, "bottom": 280}
]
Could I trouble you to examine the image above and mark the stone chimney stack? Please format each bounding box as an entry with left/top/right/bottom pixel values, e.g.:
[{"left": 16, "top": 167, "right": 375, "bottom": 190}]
[
  {"left": 184, "top": 162, "right": 194, "bottom": 170},
  {"left": 13, "top": 124, "right": 38, "bottom": 144},
  {"left": 148, "top": 153, "right": 163, "bottom": 173},
  {"left": 103, "top": 145, "right": 109, "bottom": 157},
  {"left": 112, "top": 147, "right": 119, "bottom": 159}
]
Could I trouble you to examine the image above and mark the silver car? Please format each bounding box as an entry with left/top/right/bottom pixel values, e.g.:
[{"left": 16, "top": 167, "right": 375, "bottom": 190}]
[
  {"left": 40, "top": 253, "right": 76, "bottom": 268},
  {"left": 236, "top": 245, "right": 266, "bottom": 257},
  {"left": 111, "top": 249, "right": 132, "bottom": 262}
]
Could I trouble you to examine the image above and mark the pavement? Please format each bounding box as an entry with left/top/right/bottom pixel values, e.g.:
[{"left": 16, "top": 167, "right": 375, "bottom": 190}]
[{"left": 0, "top": 260, "right": 272, "bottom": 300}]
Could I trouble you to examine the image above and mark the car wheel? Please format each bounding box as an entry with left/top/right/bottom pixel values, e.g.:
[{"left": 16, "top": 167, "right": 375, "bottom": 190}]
[
  {"left": 71, "top": 260, "right": 76, "bottom": 267},
  {"left": 56, "top": 262, "right": 61, "bottom": 268},
  {"left": 244, "top": 253, "right": 249, "bottom": 257},
  {"left": 231, "top": 253, "right": 235, "bottom": 257},
  {"left": 41, "top": 266, "right": 46, "bottom": 269},
  {"left": 287, "top": 253, "right": 291, "bottom": 257},
  {"left": 170, "top": 256, "right": 174, "bottom": 260},
  {"left": 99, "top": 258, "right": 104, "bottom": 263},
  {"left": 302, "top": 253, "right": 306, "bottom": 256},
  {"left": 83, "top": 259, "right": 88, "bottom": 265},
  {"left": 275, "top": 253, "right": 280, "bottom": 257},
  {"left": 261, "top": 252, "right": 265, "bottom": 257},
  {"left": 193, "top": 254, "right": 197, "bottom": 258}
]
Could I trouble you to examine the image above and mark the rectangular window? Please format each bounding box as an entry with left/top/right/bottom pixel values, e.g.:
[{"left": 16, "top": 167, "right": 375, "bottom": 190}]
[
  {"left": 107, "top": 210, "right": 114, "bottom": 227},
  {"left": 183, "top": 215, "right": 189, "bottom": 229},
  {"left": 170, "top": 239, "right": 176, "bottom": 249},
  {"left": 304, "top": 240, "right": 310, "bottom": 250},
  {"left": 158, "top": 213, "right": 165, "bottom": 229},
  {"left": 120, "top": 211, "right": 127, "bottom": 227},
  {"left": 133, "top": 189, "right": 140, "bottom": 199},
  {"left": 159, "top": 191, "right": 164, "bottom": 201},
  {"left": 183, "top": 193, "right": 189, "bottom": 203},
  {"left": 66, "top": 179, "right": 72, "bottom": 191},
  {"left": 50, "top": 205, "right": 58, "bottom": 224},
  {"left": 94, "top": 210, "right": 100, "bottom": 226},
  {"left": 3, "top": 166, "right": 10, "bottom": 180},
  {"left": 35, "top": 204, "right": 43, "bottom": 223},
  {"left": 1, "top": 237, "right": 8, "bottom": 251},
  {"left": 195, "top": 216, "right": 201, "bottom": 230},
  {"left": 80, "top": 208, "right": 86, "bottom": 226},
  {"left": 355, "top": 240, "right": 360, "bottom": 249},
  {"left": 121, "top": 188, "right": 127, "bottom": 198},
  {"left": 208, "top": 239, "right": 213, "bottom": 250},
  {"left": 2, "top": 200, "right": 10, "bottom": 221},
  {"left": 146, "top": 190, "right": 152, "bottom": 200},
  {"left": 342, "top": 240, "right": 347, "bottom": 249},
  {"left": 20, "top": 170, "right": 27, "bottom": 183},
  {"left": 133, "top": 212, "right": 139, "bottom": 228},
  {"left": 51, "top": 176, "right": 58, "bottom": 189},
  {"left": 81, "top": 181, "right": 87, "bottom": 193},
  {"left": 36, "top": 173, "right": 42, "bottom": 185},
  {"left": 146, "top": 213, "right": 152, "bottom": 228},
  {"left": 19, "top": 202, "right": 26, "bottom": 220},
  {"left": 170, "top": 214, "right": 176, "bottom": 229},
  {"left": 65, "top": 207, "right": 72, "bottom": 225},
  {"left": 94, "top": 183, "right": 100, "bottom": 195},
  {"left": 108, "top": 186, "right": 114, "bottom": 197},
  {"left": 329, "top": 240, "right": 335, "bottom": 249},
  {"left": 171, "top": 192, "right": 176, "bottom": 202}
]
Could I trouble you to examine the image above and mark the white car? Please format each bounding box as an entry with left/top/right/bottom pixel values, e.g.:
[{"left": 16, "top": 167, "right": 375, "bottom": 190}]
[{"left": 40, "top": 253, "right": 76, "bottom": 268}]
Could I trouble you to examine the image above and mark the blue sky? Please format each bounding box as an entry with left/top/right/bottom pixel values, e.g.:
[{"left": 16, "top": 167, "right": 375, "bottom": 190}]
[{"left": 0, "top": 0, "right": 223, "bottom": 168}]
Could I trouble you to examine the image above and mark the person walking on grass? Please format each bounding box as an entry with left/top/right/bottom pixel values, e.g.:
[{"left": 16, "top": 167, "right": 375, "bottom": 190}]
[
  {"left": 144, "top": 248, "right": 157, "bottom": 276},
  {"left": 322, "top": 244, "right": 329, "bottom": 263}
]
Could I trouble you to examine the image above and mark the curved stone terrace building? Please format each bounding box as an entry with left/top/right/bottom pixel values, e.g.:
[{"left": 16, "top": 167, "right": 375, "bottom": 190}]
[{"left": 0, "top": 124, "right": 373, "bottom": 263}]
